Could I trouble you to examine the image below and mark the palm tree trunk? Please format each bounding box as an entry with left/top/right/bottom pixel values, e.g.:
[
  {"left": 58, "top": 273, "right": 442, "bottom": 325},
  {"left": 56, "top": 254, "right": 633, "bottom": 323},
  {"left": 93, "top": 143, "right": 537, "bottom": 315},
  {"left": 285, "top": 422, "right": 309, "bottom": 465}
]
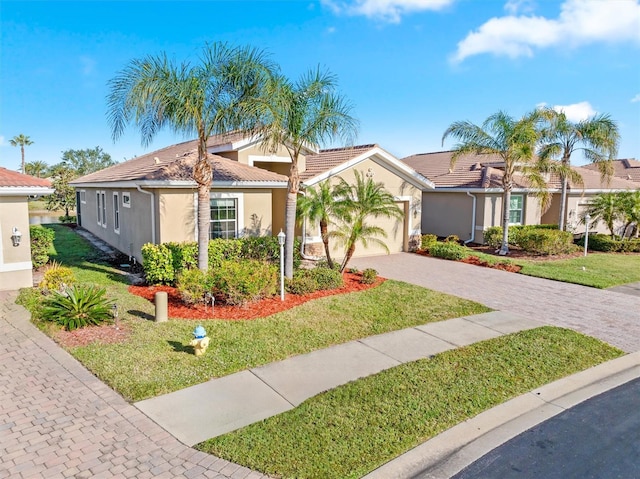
[
  {"left": 558, "top": 175, "right": 568, "bottom": 231},
  {"left": 284, "top": 161, "right": 300, "bottom": 279},
  {"left": 320, "top": 220, "right": 333, "bottom": 269},
  {"left": 499, "top": 189, "right": 511, "bottom": 256},
  {"left": 197, "top": 184, "right": 210, "bottom": 271},
  {"left": 21, "top": 146, "right": 25, "bottom": 174},
  {"left": 340, "top": 241, "right": 356, "bottom": 272}
]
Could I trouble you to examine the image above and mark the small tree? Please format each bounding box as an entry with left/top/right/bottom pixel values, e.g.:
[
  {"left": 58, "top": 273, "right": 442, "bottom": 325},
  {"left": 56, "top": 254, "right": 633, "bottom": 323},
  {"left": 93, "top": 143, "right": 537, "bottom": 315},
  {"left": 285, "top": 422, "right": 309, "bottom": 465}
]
[
  {"left": 10, "top": 134, "right": 34, "bottom": 173},
  {"left": 619, "top": 191, "right": 640, "bottom": 238},
  {"left": 330, "top": 170, "right": 403, "bottom": 272},
  {"left": 61, "top": 147, "right": 116, "bottom": 176},
  {"left": 46, "top": 165, "right": 77, "bottom": 217}
]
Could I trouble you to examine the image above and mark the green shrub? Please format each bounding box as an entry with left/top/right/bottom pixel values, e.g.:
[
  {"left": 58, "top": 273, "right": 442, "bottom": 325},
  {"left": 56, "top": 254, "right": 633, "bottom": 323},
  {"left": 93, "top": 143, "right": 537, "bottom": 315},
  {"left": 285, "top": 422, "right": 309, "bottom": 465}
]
[
  {"left": 483, "top": 226, "right": 503, "bottom": 249},
  {"left": 510, "top": 224, "right": 558, "bottom": 247},
  {"left": 429, "top": 242, "right": 471, "bottom": 261},
  {"left": 309, "top": 266, "right": 344, "bottom": 290},
  {"left": 360, "top": 268, "right": 378, "bottom": 285},
  {"left": 444, "top": 234, "right": 460, "bottom": 244},
  {"left": 39, "top": 261, "right": 76, "bottom": 291},
  {"left": 176, "top": 268, "right": 210, "bottom": 306},
  {"left": 240, "top": 236, "right": 280, "bottom": 263},
  {"left": 620, "top": 239, "right": 640, "bottom": 253},
  {"left": 165, "top": 242, "right": 198, "bottom": 274},
  {"left": 58, "top": 215, "right": 77, "bottom": 224},
  {"left": 578, "top": 234, "right": 622, "bottom": 252},
  {"left": 517, "top": 229, "right": 575, "bottom": 255},
  {"left": 209, "top": 260, "right": 278, "bottom": 306},
  {"left": 420, "top": 234, "right": 438, "bottom": 251},
  {"left": 316, "top": 259, "right": 341, "bottom": 271},
  {"left": 41, "top": 284, "right": 114, "bottom": 331},
  {"left": 30, "top": 225, "right": 55, "bottom": 268},
  {"left": 285, "top": 274, "right": 318, "bottom": 295},
  {"left": 208, "top": 239, "right": 243, "bottom": 269},
  {"left": 286, "top": 266, "right": 344, "bottom": 294},
  {"left": 141, "top": 243, "right": 175, "bottom": 285}
]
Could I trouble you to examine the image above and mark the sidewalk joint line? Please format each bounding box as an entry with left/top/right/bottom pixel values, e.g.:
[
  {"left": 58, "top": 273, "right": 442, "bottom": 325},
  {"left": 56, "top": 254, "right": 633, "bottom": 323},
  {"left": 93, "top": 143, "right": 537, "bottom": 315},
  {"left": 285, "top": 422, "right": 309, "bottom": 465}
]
[{"left": 247, "top": 370, "right": 296, "bottom": 408}]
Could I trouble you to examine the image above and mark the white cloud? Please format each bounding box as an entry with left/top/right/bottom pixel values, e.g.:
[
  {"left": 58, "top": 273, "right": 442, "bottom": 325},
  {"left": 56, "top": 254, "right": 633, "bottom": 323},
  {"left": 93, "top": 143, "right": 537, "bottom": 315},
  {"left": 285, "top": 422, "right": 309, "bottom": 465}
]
[
  {"left": 80, "top": 56, "right": 96, "bottom": 76},
  {"left": 327, "top": 26, "right": 337, "bottom": 34},
  {"left": 322, "top": 0, "right": 454, "bottom": 23},
  {"left": 504, "top": 0, "right": 536, "bottom": 15},
  {"left": 632, "top": 94, "right": 640, "bottom": 103},
  {"left": 453, "top": 0, "right": 640, "bottom": 63},
  {"left": 553, "top": 101, "right": 597, "bottom": 122}
]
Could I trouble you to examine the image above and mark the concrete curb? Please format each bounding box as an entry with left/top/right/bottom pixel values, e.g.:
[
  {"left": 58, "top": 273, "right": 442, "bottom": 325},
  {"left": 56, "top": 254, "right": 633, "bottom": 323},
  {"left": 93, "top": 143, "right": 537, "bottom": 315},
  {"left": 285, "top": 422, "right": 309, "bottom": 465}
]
[{"left": 363, "top": 351, "right": 640, "bottom": 479}]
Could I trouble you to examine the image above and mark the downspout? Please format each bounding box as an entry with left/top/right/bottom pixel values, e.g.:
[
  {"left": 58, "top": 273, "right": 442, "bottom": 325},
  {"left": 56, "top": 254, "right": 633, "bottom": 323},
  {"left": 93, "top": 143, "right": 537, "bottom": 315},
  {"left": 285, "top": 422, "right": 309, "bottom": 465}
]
[
  {"left": 464, "top": 191, "right": 477, "bottom": 245},
  {"left": 136, "top": 185, "right": 156, "bottom": 244}
]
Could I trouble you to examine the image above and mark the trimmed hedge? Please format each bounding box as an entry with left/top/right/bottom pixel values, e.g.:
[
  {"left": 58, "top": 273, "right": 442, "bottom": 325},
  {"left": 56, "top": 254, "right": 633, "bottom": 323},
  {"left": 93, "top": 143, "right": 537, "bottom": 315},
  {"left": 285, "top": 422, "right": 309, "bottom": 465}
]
[
  {"left": 577, "top": 234, "right": 640, "bottom": 253},
  {"left": 429, "top": 242, "right": 471, "bottom": 261},
  {"left": 483, "top": 225, "right": 572, "bottom": 255},
  {"left": 286, "top": 266, "right": 344, "bottom": 295},
  {"left": 30, "top": 225, "right": 55, "bottom": 269},
  {"left": 209, "top": 260, "right": 278, "bottom": 306},
  {"left": 142, "top": 237, "right": 302, "bottom": 285}
]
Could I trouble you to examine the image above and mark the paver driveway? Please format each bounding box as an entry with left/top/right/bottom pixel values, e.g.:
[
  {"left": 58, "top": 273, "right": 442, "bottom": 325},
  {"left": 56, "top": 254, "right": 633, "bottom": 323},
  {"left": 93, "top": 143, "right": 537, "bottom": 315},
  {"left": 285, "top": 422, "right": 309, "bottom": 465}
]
[
  {"left": 354, "top": 253, "right": 640, "bottom": 353},
  {"left": 0, "top": 292, "right": 268, "bottom": 479}
]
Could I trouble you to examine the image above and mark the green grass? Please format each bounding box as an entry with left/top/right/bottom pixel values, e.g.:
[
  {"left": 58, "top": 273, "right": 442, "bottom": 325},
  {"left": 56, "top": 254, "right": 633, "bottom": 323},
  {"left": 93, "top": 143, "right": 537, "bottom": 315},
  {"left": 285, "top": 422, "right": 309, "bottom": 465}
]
[
  {"left": 197, "top": 327, "right": 623, "bottom": 479},
  {"left": 19, "top": 225, "right": 490, "bottom": 402},
  {"left": 514, "top": 253, "right": 640, "bottom": 288}
]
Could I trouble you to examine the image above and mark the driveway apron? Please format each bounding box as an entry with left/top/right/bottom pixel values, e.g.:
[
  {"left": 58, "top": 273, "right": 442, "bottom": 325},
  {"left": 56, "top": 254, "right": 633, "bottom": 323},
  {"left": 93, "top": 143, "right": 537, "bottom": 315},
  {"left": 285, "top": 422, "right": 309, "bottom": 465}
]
[
  {"left": 353, "top": 253, "right": 640, "bottom": 353},
  {"left": 0, "top": 291, "right": 269, "bottom": 479}
]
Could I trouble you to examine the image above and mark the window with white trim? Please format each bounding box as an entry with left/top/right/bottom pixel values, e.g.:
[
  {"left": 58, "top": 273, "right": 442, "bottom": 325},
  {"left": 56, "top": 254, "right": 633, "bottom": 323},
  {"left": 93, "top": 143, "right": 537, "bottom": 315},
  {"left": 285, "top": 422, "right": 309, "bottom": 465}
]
[
  {"left": 113, "top": 193, "right": 120, "bottom": 233},
  {"left": 122, "top": 192, "right": 131, "bottom": 208},
  {"left": 97, "top": 191, "right": 107, "bottom": 228},
  {"left": 80, "top": 190, "right": 86, "bottom": 204},
  {"left": 96, "top": 192, "right": 101, "bottom": 225},
  {"left": 509, "top": 194, "right": 524, "bottom": 225},
  {"left": 210, "top": 198, "right": 237, "bottom": 239}
]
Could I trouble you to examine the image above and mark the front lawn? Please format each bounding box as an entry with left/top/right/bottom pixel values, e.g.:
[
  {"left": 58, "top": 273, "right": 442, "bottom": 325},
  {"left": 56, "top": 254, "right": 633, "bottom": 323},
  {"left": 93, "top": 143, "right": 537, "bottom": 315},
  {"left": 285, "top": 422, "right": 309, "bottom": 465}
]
[
  {"left": 19, "top": 225, "right": 490, "bottom": 402},
  {"left": 514, "top": 253, "right": 640, "bottom": 288},
  {"left": 197, "top": 327, "right": 623, "bottom": 479}
]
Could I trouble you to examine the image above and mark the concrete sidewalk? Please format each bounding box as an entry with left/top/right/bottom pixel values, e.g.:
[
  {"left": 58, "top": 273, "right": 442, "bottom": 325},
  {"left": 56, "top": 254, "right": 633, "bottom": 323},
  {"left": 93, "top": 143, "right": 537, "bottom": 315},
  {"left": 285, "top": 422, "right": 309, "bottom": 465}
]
[{"left": 135, "top": 311, "right": 541, "bottom": 446}]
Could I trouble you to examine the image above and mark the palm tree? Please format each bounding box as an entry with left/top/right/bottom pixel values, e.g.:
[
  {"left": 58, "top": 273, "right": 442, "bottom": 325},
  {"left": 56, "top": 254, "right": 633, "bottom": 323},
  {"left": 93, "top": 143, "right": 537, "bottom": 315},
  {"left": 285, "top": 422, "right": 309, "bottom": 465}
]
[
  {"left": 330, "top": 170, "right": 404, "bottom": 272},
  {"left": 538, "top": 109, "right": 620, "bottom": 231},
  {"left": 107, "top": 43, "right": 274, "bottom": 271},
  {"left": 10, "top": 134, "right": 34, "bottom": 173},
  {"left": 24, "top": 160, "right": 50, "bottom": 178},
  {"left": 582, "top": 192, "right": 624, "bottom": 237},
  {"left": 442, "top": 111, "right": 546, "bottom": 255},
  {"left": 619, "top": 191, "right": 640, "bottom": 238},
  {"left": 252, "top": 67, "right": 358, "bottom": 278},
  {"left": 297, "top": 181, "right": 346, "bottom": 269}
]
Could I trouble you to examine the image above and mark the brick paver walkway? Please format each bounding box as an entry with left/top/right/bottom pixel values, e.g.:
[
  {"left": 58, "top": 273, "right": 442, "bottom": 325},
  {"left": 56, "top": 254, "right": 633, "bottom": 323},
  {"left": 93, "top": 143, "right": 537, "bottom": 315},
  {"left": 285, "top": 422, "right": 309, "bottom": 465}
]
[
  {"left": 354, "top": 253, "right": 640, "bottom": 353},
  {"left": 0, "top": 291, "right": 269, "bottom": 479}
]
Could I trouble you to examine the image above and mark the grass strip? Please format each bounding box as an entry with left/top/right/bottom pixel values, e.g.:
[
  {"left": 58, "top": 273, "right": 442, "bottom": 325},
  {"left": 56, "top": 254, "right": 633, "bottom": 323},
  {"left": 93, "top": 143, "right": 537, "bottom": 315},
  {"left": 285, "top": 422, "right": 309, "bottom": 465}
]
[
  {"left": 197, "top": 327, "right": 623, "bottom": 479},
  {"left": 514, "top": 253, "right": 640, "bottom": 288}
]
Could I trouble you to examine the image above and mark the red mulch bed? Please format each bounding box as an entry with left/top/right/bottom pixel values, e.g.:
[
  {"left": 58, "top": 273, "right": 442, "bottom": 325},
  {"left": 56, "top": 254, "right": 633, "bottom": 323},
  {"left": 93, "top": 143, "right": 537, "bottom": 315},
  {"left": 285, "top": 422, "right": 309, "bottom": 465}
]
[
  {"left": 55, "top": 323, "right": 132, "bottom": 348},
  {"left": 415, "top": 249, "right": 522, "bottom": 272},
  {"left": 128, "top": 272, "right": 385, "bottom": 321}
]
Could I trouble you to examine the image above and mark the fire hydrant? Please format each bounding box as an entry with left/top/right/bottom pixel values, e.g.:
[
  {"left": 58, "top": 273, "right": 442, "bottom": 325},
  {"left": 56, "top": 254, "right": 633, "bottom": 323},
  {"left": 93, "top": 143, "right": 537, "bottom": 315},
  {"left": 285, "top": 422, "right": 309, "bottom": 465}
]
[{"left": 190, "top": 325, "right": 210, "bottom": 356}]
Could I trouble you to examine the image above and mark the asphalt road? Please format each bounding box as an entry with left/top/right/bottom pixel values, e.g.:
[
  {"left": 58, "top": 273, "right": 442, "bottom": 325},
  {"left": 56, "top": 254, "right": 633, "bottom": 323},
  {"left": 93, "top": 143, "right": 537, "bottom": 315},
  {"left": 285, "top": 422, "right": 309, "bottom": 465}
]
[{"left": 451, "top": 377, "right": 640, "bottom": 479}]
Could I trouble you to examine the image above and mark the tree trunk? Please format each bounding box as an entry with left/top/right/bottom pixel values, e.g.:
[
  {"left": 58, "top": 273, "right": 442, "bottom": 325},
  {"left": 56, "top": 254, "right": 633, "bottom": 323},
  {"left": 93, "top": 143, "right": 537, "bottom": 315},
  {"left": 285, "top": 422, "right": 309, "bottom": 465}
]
[
  {"left": 320, "top": 219, "right": 333, "bottom": 269},
  {"left": 193, "top": 133, "right": 212, "bottom": 272},
  {"left": 340, "top": 241, "right": 356, "bottom": 272},
  {"left": 21, "top": 146, "right": 25, "bottom": 174},
  {"left": 499, "top": 189, "right": 511, "bottom": 256},
  {"left": 284, "top": 160, "right": 300, "bottom": 279},
  {"left": 558, "top": 174, "right": 568, "bottom": 231}
]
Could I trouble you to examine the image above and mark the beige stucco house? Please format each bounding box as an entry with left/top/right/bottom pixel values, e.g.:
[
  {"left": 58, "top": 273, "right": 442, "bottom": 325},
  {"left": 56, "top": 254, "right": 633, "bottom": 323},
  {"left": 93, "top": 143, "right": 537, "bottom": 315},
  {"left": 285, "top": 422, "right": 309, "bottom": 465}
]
[
  {"left": 403, "top": 151, "right": 640, "bottom": 244},
  {"left": 70, "top": 134, "right": 434, "bottom": 263},
  {"left": 0, "top": 168, "right": 53, "bottom": 290}
]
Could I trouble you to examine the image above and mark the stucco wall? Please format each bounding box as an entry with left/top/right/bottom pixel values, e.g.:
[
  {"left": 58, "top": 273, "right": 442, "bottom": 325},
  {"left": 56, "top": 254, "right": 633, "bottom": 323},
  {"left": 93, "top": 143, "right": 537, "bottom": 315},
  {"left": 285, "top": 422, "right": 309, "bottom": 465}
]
[
  {"left": 421, "top": 192, "right": 476, "bottom": 241},
  {"left": 0, "top": 196, "right": 33, "bottom": 290},
  {"left": 233, "top": 144, "right": 305, "bottom": 175}
]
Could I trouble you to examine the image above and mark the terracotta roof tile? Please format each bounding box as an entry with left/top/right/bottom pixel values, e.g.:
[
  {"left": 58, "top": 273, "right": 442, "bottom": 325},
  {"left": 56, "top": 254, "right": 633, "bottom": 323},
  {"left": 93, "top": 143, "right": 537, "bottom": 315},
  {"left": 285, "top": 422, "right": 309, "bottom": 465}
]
[
  {"left": 0, "top": 168, "right": 52, "bottom": 188},
  {"left": 301, "top": 144, "right": 377, "bottom": 181},
  {"left": 71, "top": 137, "right": 287, "bottom": 185},
  {"left": 583, "top": 159, "right": 640, "bottom": 183}
]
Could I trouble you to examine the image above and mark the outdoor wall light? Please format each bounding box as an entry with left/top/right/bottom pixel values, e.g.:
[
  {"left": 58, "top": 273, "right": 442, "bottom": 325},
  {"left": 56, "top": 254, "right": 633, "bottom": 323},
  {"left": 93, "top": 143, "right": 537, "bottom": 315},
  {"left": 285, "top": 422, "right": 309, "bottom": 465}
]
[
  {"left": 277, "top": 230, "right": 286, "bottom": 301},
  {"left": 11, "top": 227, "right": 22, "bottom": 247}
]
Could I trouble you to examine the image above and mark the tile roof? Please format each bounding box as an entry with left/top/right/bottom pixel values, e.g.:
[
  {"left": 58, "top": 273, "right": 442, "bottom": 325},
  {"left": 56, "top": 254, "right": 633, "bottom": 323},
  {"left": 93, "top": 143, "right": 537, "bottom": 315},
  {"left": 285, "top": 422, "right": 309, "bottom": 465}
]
[
  {"left": 300, "top": 144, "right": 378, "bottom": 181},
  {"left": 402, "top": 151, "right": 640, "bottom": 191},
  {"left": 582, "top": 159, "right": 640, "bottom": 183},
  {"left": 71, "top": 138, "right": 288, "bottom": 185},
  {"left": 0, "top": 168, "right": 52, "bottom": 188}
]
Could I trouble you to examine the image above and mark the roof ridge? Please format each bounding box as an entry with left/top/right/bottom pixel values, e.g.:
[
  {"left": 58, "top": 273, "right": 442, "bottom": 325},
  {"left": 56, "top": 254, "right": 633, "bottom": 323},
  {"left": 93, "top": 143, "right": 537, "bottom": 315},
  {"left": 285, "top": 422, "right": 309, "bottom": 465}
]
[{"left": 318, "top": 144, "right": 376, "bottom": 154}]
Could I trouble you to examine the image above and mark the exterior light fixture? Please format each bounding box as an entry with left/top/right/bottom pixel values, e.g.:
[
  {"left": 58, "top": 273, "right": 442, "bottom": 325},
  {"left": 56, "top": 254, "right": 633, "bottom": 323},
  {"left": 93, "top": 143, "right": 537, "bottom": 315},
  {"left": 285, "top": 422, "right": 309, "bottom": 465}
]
[
  {"left": 11, "top": 227, "right": 22, "bottom": 247},
  {"left": 584, "top": 214, "right": 591, "bottom": 257},
  {"left": 111, "top": 303, "right": 119, "bottom": 329},
  {"left": 277, "top": 229, "right": 286, "bottom": 301}
]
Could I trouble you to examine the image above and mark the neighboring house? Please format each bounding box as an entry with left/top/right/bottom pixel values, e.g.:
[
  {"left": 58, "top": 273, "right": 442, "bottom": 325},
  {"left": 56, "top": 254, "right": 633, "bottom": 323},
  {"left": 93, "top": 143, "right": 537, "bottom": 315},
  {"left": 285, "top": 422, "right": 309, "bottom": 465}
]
[
  {"left": 0, "top": 168, "right": 53, "bottom": 290},
  {"left": 582, "top": 159, "right": 640, "bottom": 184},
  {"left": 402, "top": 151, "right": 640, "bottom": 244},
  {"left": 70, "top": 135, "right": 433, "bottom": 263}
]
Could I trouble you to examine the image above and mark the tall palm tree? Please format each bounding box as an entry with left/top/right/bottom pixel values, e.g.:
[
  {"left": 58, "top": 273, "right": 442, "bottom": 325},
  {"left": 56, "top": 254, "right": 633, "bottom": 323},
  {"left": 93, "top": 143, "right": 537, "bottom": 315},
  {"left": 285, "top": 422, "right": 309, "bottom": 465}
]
[
  {"left": 24, "top": 160, "right": 49, "bottom": 178},
  {"left": 107, "top": 43, "right": 274, "bottom": 271},
  {"left": 619, "top": 191, "right": 640, "bottom": 238},
  {"left": 442, "top": 111, "right": 546, "bottom": 255},
  {"left": 330, "top": 170, "right": 404, "bottom": 272},
  {"left": 582, "top": 192, "right": 623, "bottom": 237},
  {"left": 10, "top": 134, "right": 34, "bottom": 173},
  {"left": 297, "top": 181, "right": 346, "bottom": 269},
  {"left": 252, "top": 67, "right": 358, "bottom": 278},
  {"left": 538, "top": 109, "right": 620, "bottom": 230}
]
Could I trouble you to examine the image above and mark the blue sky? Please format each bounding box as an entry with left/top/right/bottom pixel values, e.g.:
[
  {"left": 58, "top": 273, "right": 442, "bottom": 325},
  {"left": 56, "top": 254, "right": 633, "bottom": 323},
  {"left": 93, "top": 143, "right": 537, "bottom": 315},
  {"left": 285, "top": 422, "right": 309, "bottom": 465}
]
[{"left": 1, "top": 0, "right": 639, "bottom": 171}]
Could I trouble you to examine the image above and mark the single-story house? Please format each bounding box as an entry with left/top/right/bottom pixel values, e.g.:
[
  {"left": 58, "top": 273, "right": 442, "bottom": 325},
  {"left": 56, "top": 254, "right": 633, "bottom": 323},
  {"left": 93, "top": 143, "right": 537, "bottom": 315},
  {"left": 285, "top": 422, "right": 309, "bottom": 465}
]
[
  {"left": 0, "top": 168, "right": 53, "bottom": 290},
  {"left": 402, "top": 151, "right": 640, "bottom": 244},
  {"left": 582, "top": 158, "right": 640, "bottom": 184},
  {"left": 70, "top": 134, "right": 433, "bottom": 263}
]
